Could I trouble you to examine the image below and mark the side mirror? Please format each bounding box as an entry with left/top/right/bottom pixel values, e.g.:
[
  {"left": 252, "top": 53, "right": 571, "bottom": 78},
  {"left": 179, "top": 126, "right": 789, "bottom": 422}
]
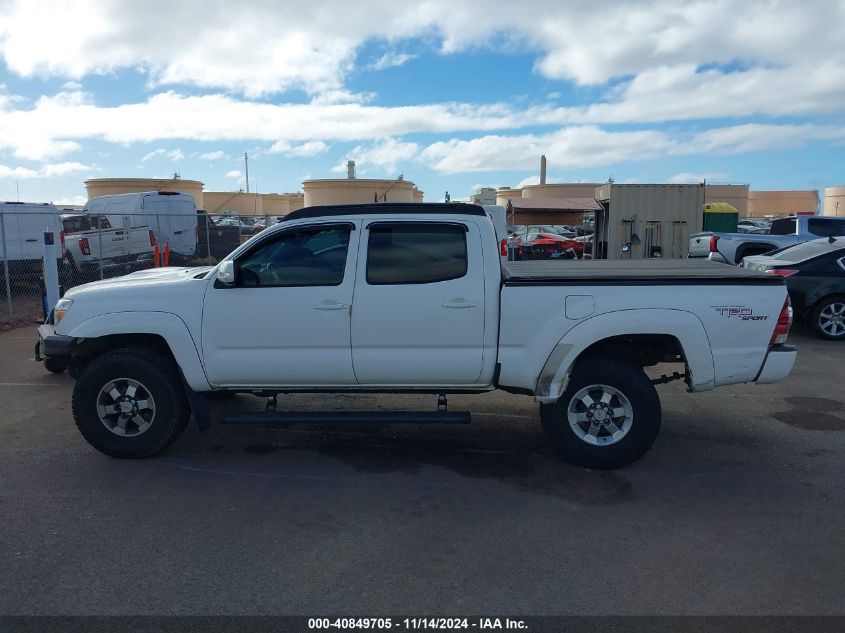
[{"left": 217, "top": 260, "right": 236, "bottom": 286}]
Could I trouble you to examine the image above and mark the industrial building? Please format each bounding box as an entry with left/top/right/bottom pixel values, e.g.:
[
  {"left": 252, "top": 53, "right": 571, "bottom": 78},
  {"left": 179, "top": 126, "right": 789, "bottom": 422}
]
[
  {"left": 506, "top": 197, "right": 601, "bottom": 225},
  {"left": 747, "top": 190, "right": 819, "bottom": 218},
  {"left": 469, "top": 187, "right": 497, "bottom": 206},
  {"left": 823, "top": 186, "right": 845, "bottom": 216},
  {"left": 303, "top": 160, "right": 423, "bottom": 207},
  {"left": 86, "top": 177, "right": 205, "bottom": 209},
  {"left": 85, "top": 177, "right": 304, "bottom": 216},
  {"left": 496, "top": 154, "right": 822, "bottom": 223}
]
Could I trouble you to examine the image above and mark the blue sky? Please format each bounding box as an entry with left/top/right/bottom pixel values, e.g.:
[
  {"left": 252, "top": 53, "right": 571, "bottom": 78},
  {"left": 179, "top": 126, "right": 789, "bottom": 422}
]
[{"left": 0, "top": 0, "right": 843, "bottom": 206}]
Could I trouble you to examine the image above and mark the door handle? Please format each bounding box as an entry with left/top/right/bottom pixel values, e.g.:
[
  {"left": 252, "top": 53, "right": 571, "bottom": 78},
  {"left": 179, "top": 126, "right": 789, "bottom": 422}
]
[
  {"left": 442, "top": 299, "right": 477, "bottom": 309},
  {"left": 313, "top": 302, "right": 348, "bottom": 310}
]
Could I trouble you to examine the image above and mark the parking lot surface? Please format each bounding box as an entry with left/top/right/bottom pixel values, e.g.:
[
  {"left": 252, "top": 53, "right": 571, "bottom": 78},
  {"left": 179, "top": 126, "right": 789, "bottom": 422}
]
[{"left": 0, "top": 325, "right": 843, "bottom": 615}]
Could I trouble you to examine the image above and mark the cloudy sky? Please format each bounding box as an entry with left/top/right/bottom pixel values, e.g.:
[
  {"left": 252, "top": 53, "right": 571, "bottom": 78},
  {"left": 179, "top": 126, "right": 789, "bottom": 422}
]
[{"left": 1, "top": 0, "right": 843, "bottom": 205}]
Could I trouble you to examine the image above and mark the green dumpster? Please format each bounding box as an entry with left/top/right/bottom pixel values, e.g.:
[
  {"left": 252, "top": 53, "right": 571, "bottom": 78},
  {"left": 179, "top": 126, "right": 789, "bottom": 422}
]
[{"left": 703, "top": 202, "right": 739, "bottom": 232}]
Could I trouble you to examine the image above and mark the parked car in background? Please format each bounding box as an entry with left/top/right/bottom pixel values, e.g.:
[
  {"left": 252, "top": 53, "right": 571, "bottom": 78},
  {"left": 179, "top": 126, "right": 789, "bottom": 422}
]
[
  {"left": 742, "top": 237, "right": 845, "bottom": 340},
  {"left": 196, "top": 211, "right": 241, "bottom": 261},
  {"left": 61, "top": 214, "right": 154, "bottom": 282},
  {"left": 518, "top": 231, "right": 584, "bottom": 260},
  {"left": 689, "top": 216, "right": 845, "bottom": 264},
  {"left": 0, "top": 202, "right": 63, "bottom": 281},
  {"left": 215, "top": 216, "right": 266, "bottom": 235}
]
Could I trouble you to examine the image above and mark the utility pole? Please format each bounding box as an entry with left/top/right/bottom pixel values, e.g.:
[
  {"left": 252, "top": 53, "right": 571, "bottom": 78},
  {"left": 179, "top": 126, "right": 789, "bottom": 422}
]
[
  {"left": 244, "top": 152, "right": 250, "bottom": 193},
  {"left": 15, "top": 180, "right": 19, "bottom": 202}
]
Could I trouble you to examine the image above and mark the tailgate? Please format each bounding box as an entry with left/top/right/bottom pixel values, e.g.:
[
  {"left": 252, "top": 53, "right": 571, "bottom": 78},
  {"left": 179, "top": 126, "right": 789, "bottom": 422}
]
[{"left": 688, "top": 232, "right": 712, "bottom": 258}]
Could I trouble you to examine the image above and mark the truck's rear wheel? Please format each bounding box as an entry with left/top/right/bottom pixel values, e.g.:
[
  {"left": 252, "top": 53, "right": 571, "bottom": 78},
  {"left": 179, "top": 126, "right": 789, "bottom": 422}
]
[
  {"left": 72, "top": 348, "right": 190, "bottom": 458},
  {"left": 540, "top": 358, "right": 661, "bottom": 469}
]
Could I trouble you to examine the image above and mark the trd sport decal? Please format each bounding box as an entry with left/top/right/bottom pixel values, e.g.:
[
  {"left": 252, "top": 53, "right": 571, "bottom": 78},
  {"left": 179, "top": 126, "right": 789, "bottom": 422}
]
[{"left": 712, "top": 306, "right": 770, "bottom": 321}]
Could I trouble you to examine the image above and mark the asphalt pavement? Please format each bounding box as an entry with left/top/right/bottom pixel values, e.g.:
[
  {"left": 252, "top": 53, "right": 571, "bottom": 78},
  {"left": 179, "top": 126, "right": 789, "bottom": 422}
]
[{"left": 0, "top": 325, "right": 843, "bottom": 615}]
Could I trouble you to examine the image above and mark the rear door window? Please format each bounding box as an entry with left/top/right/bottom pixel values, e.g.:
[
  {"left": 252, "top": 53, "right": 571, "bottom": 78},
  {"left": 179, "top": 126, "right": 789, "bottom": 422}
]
[
  {"left": 366, "top": 223, "right": 468, "bottom": 285},
  {"left": 769, "top": 218, "right": 797, "bottom": 235}
]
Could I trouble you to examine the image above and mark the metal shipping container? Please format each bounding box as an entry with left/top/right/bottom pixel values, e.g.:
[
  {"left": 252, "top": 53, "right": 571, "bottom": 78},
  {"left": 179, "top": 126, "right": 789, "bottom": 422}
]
[{"left": 594, "top": 184, "right": 704, "bottom": 260}]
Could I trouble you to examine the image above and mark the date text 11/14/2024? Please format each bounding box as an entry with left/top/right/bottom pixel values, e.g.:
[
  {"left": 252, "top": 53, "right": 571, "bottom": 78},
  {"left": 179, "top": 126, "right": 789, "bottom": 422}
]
[{"left": 307, "top": 618, "right": 528, "bottom": 630}]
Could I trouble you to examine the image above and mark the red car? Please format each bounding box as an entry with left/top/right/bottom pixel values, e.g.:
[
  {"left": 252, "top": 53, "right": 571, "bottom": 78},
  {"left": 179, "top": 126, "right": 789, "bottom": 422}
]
[{"left": 517, "top": 232, "right": 584, "bottom": 260}]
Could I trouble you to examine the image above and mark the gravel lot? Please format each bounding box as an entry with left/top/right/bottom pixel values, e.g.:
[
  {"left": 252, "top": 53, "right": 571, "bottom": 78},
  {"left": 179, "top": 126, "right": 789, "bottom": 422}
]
[{"left": 0, "top": 325, "right": 843, "bottom": 615}]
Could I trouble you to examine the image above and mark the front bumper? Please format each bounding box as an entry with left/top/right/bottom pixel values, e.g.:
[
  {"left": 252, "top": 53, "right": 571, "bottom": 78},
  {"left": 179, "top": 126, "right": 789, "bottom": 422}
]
[
  {"left": 755, "top": 345, "right": 797, "bottom": 384},
  {"left": 35, "top": 323, "right": 76, "bottom": 361}
]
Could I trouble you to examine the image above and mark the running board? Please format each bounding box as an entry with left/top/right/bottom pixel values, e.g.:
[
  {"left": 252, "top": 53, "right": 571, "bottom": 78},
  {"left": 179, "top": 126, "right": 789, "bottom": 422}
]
[{"left": 222, "top": 411, "right": 471, "bottom": 425}]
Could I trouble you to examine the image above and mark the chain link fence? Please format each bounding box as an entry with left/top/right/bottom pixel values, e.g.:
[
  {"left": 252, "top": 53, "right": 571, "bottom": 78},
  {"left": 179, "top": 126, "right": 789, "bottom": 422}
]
[{"left": 0, "top": 209, "right": 282, "bottom": 327}]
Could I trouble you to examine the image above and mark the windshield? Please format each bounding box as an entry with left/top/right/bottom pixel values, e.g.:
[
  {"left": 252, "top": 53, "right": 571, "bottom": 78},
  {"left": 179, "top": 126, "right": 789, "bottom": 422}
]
[{"left": 770, "top": 239, "right": 843, "bottom": 262}]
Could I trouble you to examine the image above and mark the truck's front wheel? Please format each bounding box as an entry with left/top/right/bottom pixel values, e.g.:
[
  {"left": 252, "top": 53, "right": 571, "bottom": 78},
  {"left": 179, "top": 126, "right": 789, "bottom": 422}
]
[
  {"left": 72, "top": 348, "right": 190, "bottom": 458},
  {"left": 540, "top": 358, "right": 661, "bottom": 469}
]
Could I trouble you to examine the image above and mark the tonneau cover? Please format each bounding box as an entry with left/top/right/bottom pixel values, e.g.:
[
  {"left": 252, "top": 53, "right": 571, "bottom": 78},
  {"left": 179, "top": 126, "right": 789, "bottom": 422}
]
[{"left": 501, "top": 258, "right": 781, "bottom": 284}]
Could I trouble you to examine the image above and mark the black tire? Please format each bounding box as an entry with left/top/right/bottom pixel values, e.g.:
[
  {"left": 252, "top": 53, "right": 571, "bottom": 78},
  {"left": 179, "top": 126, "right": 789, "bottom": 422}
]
[
  {"left": 43, "top": 357, "right": 68, "bottom": 374},
  {"left": 540, "top": 357, "right": 661, "bottom": 469},
  {"left": 811, "top": 296, "right": 845, "bottom": 341},
  {"left": 71, "top": 348, "right": 190, "bottom": 458}
]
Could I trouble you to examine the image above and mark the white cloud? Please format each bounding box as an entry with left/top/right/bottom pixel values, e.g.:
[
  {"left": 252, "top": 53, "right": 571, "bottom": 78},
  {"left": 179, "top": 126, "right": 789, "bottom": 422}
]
[
  {"left": 421, "top": 126, "right": 675, "bottom": 173},
  {"left": 142, "top": 148, "right": 184, "bottom": 162},
  {"left": 542, "top": 61, "right": 845, "bottom": 124},
  {"left": 199, "top": 150, "right": 226, "bottom": 160},
  {"left": 667, "top": 172, "right": 729, "bottom": 184},
  {"left": 225, "top": 170, "right": 242, "bottom": 178},
  {"left": 681, "top": 124, "right": 845, "bottom": 155},
  {"left": 0, "top": 90, "right": 534, "bottom": 161},
  {"left": 369, "top": 52, "right": 416, "bottom": 70},
  {"left": 268, "top": 140, "right": 330, "bottom": 157},
  {"left": 420, "top": 123, "right": 845, "bottom": 174},
  {"left": 333, "top": 138, "right": 419, "bottom": 175},
  {"left": 1, "top": 0, "right": 841, "bottom": 113},
  {"left": 53, "top": 194, "right": 87, "bottom": 206},
  {"left": 0, "top": 161, "right": 98, "bottom": 179},
  {"left": 517, "top": 176, "right": 541, "bottom": 188}
]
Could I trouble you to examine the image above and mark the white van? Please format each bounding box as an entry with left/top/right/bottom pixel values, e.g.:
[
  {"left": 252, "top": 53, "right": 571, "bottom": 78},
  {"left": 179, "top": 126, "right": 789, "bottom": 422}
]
[
  {"left": 84, "top": 192, "right": 197, "bottom": 263},
  {"left": 0, "top": 202, "right": 63, "bottom": 281},
  {"left": 482, "top": 204, "right": 509, "bottom": 259}
]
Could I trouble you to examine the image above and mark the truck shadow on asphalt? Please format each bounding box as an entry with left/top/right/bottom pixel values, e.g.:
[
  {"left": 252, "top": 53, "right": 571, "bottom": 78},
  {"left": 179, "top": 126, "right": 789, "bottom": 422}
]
[{"left": 171, "top": 411, "right": 636, "bottom": 507}]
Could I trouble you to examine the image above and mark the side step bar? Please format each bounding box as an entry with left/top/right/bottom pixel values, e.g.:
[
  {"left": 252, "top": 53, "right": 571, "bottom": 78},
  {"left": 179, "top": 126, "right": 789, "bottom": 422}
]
[{"left": 222, "top": 411, "right": 471, "bottom": 425}]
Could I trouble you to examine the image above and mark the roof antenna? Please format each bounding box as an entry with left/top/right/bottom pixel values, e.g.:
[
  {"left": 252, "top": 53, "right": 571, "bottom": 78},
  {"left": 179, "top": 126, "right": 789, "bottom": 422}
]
[{"left": 829, "top": 236, "right": 837, "bottom": 244}]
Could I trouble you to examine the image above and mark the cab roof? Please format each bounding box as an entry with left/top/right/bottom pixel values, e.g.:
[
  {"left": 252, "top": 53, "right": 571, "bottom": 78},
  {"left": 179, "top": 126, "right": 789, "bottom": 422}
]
[{"left": 283, "top": 203, "right": 486, "bottom": 222}]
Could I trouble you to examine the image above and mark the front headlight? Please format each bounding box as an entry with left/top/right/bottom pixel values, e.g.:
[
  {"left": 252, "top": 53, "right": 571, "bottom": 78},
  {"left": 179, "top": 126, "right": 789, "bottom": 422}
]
[{"left": 54, "top": 298, "right": 73, "bottom": 323}]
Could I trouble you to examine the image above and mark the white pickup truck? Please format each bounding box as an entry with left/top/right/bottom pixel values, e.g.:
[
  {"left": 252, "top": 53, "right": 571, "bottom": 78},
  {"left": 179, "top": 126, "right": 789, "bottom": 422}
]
[
  {"left": 36, "top": 203, "right": 796, "bottom": 469},
  {"left": 60, "top": 213, "right": 155, "bottom": 282}
]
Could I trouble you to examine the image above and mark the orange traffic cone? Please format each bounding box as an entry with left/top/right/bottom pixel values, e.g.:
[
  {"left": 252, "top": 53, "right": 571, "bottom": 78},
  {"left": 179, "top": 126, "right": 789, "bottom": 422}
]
[
  {"left": 163, "top": 241, "right": 170, "bottom": 267},
  {"left": 153, "top": 243, "right": 160, "bottom": 268}
]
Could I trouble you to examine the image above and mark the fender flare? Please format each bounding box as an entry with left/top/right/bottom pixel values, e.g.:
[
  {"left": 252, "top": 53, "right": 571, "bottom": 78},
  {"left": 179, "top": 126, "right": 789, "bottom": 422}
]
[
  {"left": 534, "top": 308, "right": 715, "bottom": 403},
  {"left": 65, "top": 311, "right": 211, "bottom": 391}
]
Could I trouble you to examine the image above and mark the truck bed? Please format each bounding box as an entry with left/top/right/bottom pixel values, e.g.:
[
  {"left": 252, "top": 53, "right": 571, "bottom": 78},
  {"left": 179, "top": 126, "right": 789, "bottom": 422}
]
[{"left": 501, "top": 259, "right": 782, "bottom": 285}]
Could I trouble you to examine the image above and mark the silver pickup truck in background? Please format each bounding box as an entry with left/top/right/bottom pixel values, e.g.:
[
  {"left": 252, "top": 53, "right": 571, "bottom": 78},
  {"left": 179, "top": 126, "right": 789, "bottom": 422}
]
[{"left": 689, "top": 216, "right": 845, "bottom": 265}]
